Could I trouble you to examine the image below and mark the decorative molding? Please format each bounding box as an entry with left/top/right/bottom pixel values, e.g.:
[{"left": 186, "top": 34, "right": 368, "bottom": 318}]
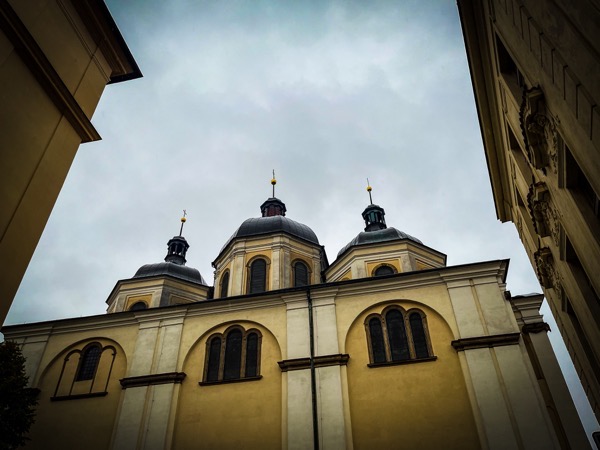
[
  {"left": 51, "top": 391, "right": 107, "bottom": 401},
  {"left": 519, "top": 87, "right": 558, "bottom": 174},
  {"left": 278, "top": 354, "right": 350, "bottom": 372},
  {"left": 451, "top": 333, "right": 521, "bottom": 351},
  {"left": 522, "top": 322, "right": 551, "bottom": 334},
  {"left": 527, "top": 182, "right": 560, "bottom": 246},
  {"left": 120, "top": 372, "right": 186, "bottom": 389},
  {"left": 199, "top": 375, "right": 262, "bottom": 386},
  {"left": 0, "top": 0, "right": 101, "bottom": 142},
  {"left": 368, "top": 356, "right": 437, "bottom": 368},
  {"left": 533, "top": 247, "right": 562, "bottom": 302}
]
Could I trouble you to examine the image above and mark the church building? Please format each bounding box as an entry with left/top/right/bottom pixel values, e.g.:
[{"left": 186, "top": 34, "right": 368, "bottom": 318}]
[{"left": 1, "top": 181, "right": 591, "bottom": 449}]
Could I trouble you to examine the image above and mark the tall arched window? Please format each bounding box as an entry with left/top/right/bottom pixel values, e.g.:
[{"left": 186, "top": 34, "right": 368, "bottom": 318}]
[
  {"left": 249, "top": 258, "right": 267, "bottom": 294},
  {"left": 293, "top": 261, "right": 309, "bottom": 287},
  {"left": 220, "top": 271, "right": 230, "bottom": 298},
  {"left": 76, "top": 344, "right": 102, "bottom": 381},
  {"left": 373, "top": 264, "right": 396, "bottom": 277},
  {"left": 365, "top": 307, "right": 434, "bottom": 366},
  {"left": 52, "top": 342, "right": 117, "bottom": 401},
  {"left": 202, "top": 327, "right": 262, "bottom": 384}
]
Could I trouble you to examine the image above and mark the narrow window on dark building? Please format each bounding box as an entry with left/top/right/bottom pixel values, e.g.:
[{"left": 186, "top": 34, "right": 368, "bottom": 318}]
[
  {"left": 386, "top": 309, "right": 410, "bottom": 361},
  {"left": 409, "top": 312, "right": 430, "bottom": 358},
  {"left": 293, "top": 261, "right": 309, "bottom": 287},
  {"left": 369, "top": 317, "right": 386, "bottom": 363},
  {"left": 245, "top": 332, "right": 259, "bottom": 377},
  {"left": 76, "top": 344, "right": 102, "bottom": 381},
  {"left": 249, "top": 259, "right": 267, "bottom": 293},
  {"left": 206, "top": 337, "right": 222, "bottom": 382},
  {"left": 223, "top": 329, "right": 242, "bottom": 380},
  {"left": 220, "top": 271, "right": 230, "bottom": 298}
]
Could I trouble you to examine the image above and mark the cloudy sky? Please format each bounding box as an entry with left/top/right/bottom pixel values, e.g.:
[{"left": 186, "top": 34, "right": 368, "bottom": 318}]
[{"left": 4, "top": 0, "right": 598, "bottom": 437}]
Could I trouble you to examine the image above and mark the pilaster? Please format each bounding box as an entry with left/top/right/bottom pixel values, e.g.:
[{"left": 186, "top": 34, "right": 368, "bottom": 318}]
[
  {"left": 111, "top": 312, "right": 185, "bottom": 450},
  {"left": 444, "top": 268, "right": 559, "bottom": 449}
]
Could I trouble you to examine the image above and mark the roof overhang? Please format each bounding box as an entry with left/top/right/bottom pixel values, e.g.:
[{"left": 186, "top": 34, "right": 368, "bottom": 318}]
[
  {"left": 72, "top": 0, "right": 142, "bottom": 83},
  {"left": 457, "top": 0, "right": 512, "bottom": 222}
]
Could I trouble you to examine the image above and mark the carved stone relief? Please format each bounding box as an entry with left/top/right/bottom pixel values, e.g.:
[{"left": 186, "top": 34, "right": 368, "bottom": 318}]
[
  {"left": 534, "top": 247, "right": 562, "bottom": 301},
  {"left": 520, "top": 87, "right": 558, "bottom": 174},
  {"left": 527, "top": 182, "right": 561, "bottom": 246}
]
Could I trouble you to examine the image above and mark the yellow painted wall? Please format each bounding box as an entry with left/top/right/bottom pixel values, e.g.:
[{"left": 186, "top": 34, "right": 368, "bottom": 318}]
[
  {"left": 343, "top": 301, "right": 479, "bottom": 449},
  {"left": 173, "top": 320, "right": 283, "bottom": 449},
  {"left": 26, "top": 337, "right": 129, "bottom": 450}
]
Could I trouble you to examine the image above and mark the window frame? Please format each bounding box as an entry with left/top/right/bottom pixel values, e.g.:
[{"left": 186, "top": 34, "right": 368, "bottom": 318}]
[
  {"left": 219, "top": 270, "right": 230, "bottom": 298},
  {"left": 201, "top": 326, "right": 263, "bottom": 385},
  {"left": 364, "top": 306, "right": 435, "bottom": 367},
  {"left": 129, "top": 301, "right": 148, "bottom": 311},
  {"left": 372, "top": 264, "right": 397, "bottom": 277},
  {"left": 246, "top": 256, "right": 270, "bottom": 294},
  {"left": 292, "top": 259, "right": 311, "bottom": 287},
  {"left": 52, "top": 342, "right": 117, "bottom": 401}
]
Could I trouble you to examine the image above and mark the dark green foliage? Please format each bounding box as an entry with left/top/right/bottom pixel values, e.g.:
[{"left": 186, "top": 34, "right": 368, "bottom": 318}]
[{"left": 0, "top": 341, "right": 39, "bottom": 450}]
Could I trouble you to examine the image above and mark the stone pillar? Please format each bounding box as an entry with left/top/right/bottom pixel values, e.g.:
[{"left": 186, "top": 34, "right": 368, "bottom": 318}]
[
  {"left": 282, "top": 290, "right": 348, "bottom": 450},
  {"left": 510, "top": 294, "right": 591, "bottom": 450},
  {"left": 283, "top": 295, "right": 314, "bottom": 449},
  {"left": 312, "top": 291, "right": 347, "bottom": 450},
  {"left": 443, "top": 264, "right": 559, "bottom": 450},
  {"left": 111, "top": 312, "right": 185, "bottom": 450},
  {"left": 272, "top": 244, "right": 282, "bottom": 290},
  {"left": 230, "top": 250, "right": 246, "bottom": 296}
]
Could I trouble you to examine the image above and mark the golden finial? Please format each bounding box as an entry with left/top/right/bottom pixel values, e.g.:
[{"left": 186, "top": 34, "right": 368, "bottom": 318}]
[
  {"left": 366, "top": 178, "right": 373, "bottom": 204},
  {"left": 179, "top": 210, "right": 187, "bottom": 236},
  {"left": 271, "top": 170, "right": 277, "bottom": 197}
]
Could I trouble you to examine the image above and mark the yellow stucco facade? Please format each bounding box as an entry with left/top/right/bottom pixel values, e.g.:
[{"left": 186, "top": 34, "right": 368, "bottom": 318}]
[
  {"left": 1, "top": 197, "right": 591, "bottom": 449},
  {"left": 0, "top": 0, "right": 141, "bottom": 324}
]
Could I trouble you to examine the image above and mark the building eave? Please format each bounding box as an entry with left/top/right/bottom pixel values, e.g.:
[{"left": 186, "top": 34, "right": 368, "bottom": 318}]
[{"left": 457, "top": 0, "right": 512, "bottom": 223}]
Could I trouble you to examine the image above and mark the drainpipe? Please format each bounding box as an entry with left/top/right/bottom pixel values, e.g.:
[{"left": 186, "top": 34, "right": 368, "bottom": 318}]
[{"left": 307, "top": 287, "right": 320, "bottom": 450}]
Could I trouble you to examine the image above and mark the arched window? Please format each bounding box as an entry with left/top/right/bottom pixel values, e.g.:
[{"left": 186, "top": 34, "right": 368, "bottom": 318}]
[
  {"left": 76, "top": 344, "right": 102, "bottom": 381},
  {"left": 373, "top": 264, "right": 396, "bottom": 277},
  {"left": 293, "top": 261, "right": 309, "bottom": 287},
  {"left": 202, "top": 327, "right": 262, "bottom": 384},
  {"left": 130, "top": 301, "right": 147, "bottom": 311},
  {"left": 365, "top": 307, "right": 434, "bottom": 366},
  {"left": 220, "top": 271, "right": 230, "bottom": 298},
  {"left": 52, "top": 342, "right": 117, "bottom": 401},
  {"left": 249, "top": 259, "right": 267, "bottom": 294}
]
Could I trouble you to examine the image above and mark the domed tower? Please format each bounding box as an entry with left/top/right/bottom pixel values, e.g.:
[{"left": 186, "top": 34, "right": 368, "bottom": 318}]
[
  {"left": 106, "top": 214, "right": 210, "bottom": 313},
  {"left": 213, "top": 176, "right": 327, "bottom": 298},
  {"left": 327, "top": 183, "right": 446, "bottom": 281}
]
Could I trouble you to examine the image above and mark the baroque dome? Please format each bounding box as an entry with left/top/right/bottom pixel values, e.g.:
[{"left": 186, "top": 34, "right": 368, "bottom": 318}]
[
  {"left": 217, "top": 197, "right": 320, "bottom": 256},
  {"left": 133, "top": 261, "right": 206, "bottom": 285},
  {"left": 337, "top": 227, "right": 422, "bottom": 258}
]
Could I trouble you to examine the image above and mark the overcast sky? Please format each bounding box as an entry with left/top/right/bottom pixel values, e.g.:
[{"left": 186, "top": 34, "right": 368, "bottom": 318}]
[{"left": 4, "top": 0, "right": 598, "bottom": 438}]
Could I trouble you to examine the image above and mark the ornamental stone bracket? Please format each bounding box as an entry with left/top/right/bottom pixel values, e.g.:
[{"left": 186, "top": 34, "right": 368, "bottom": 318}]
[
  {"left": 534, "top": 247, "right": 562, "bottom": 301},
  {"left": 527, "top": 182, "right": 560, "bottom": 246},
  {"left": 520, "top": 87, "right": 558, "bottom": 174}
]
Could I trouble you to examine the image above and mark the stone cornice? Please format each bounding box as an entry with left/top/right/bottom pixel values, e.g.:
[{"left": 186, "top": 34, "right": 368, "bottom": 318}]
[
  {"left": 522, "top": 322, "right": 551, "bottom": 334},
  {"left": 451, "top": 333, "right": 521, "bottom": 351},
  {"left": 278, "top": 354, "right": 350, "bottom": 372},
  {"left": 120, "top": 372, "right": 186, "bottom": 389},
  {"left": 0, "top": 0, "right": 101, "bottom": 142}
]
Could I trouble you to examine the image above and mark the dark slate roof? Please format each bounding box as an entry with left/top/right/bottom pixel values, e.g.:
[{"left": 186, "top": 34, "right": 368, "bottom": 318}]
[
  {"left": 133, "top": 262, "right": 207, "bottom": 285},
  {"left": 337, "top": 227, "right": 422, "bottom": 258},
  {"left": 219, "top": 216, "right": 319, "bottom": 254}
]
